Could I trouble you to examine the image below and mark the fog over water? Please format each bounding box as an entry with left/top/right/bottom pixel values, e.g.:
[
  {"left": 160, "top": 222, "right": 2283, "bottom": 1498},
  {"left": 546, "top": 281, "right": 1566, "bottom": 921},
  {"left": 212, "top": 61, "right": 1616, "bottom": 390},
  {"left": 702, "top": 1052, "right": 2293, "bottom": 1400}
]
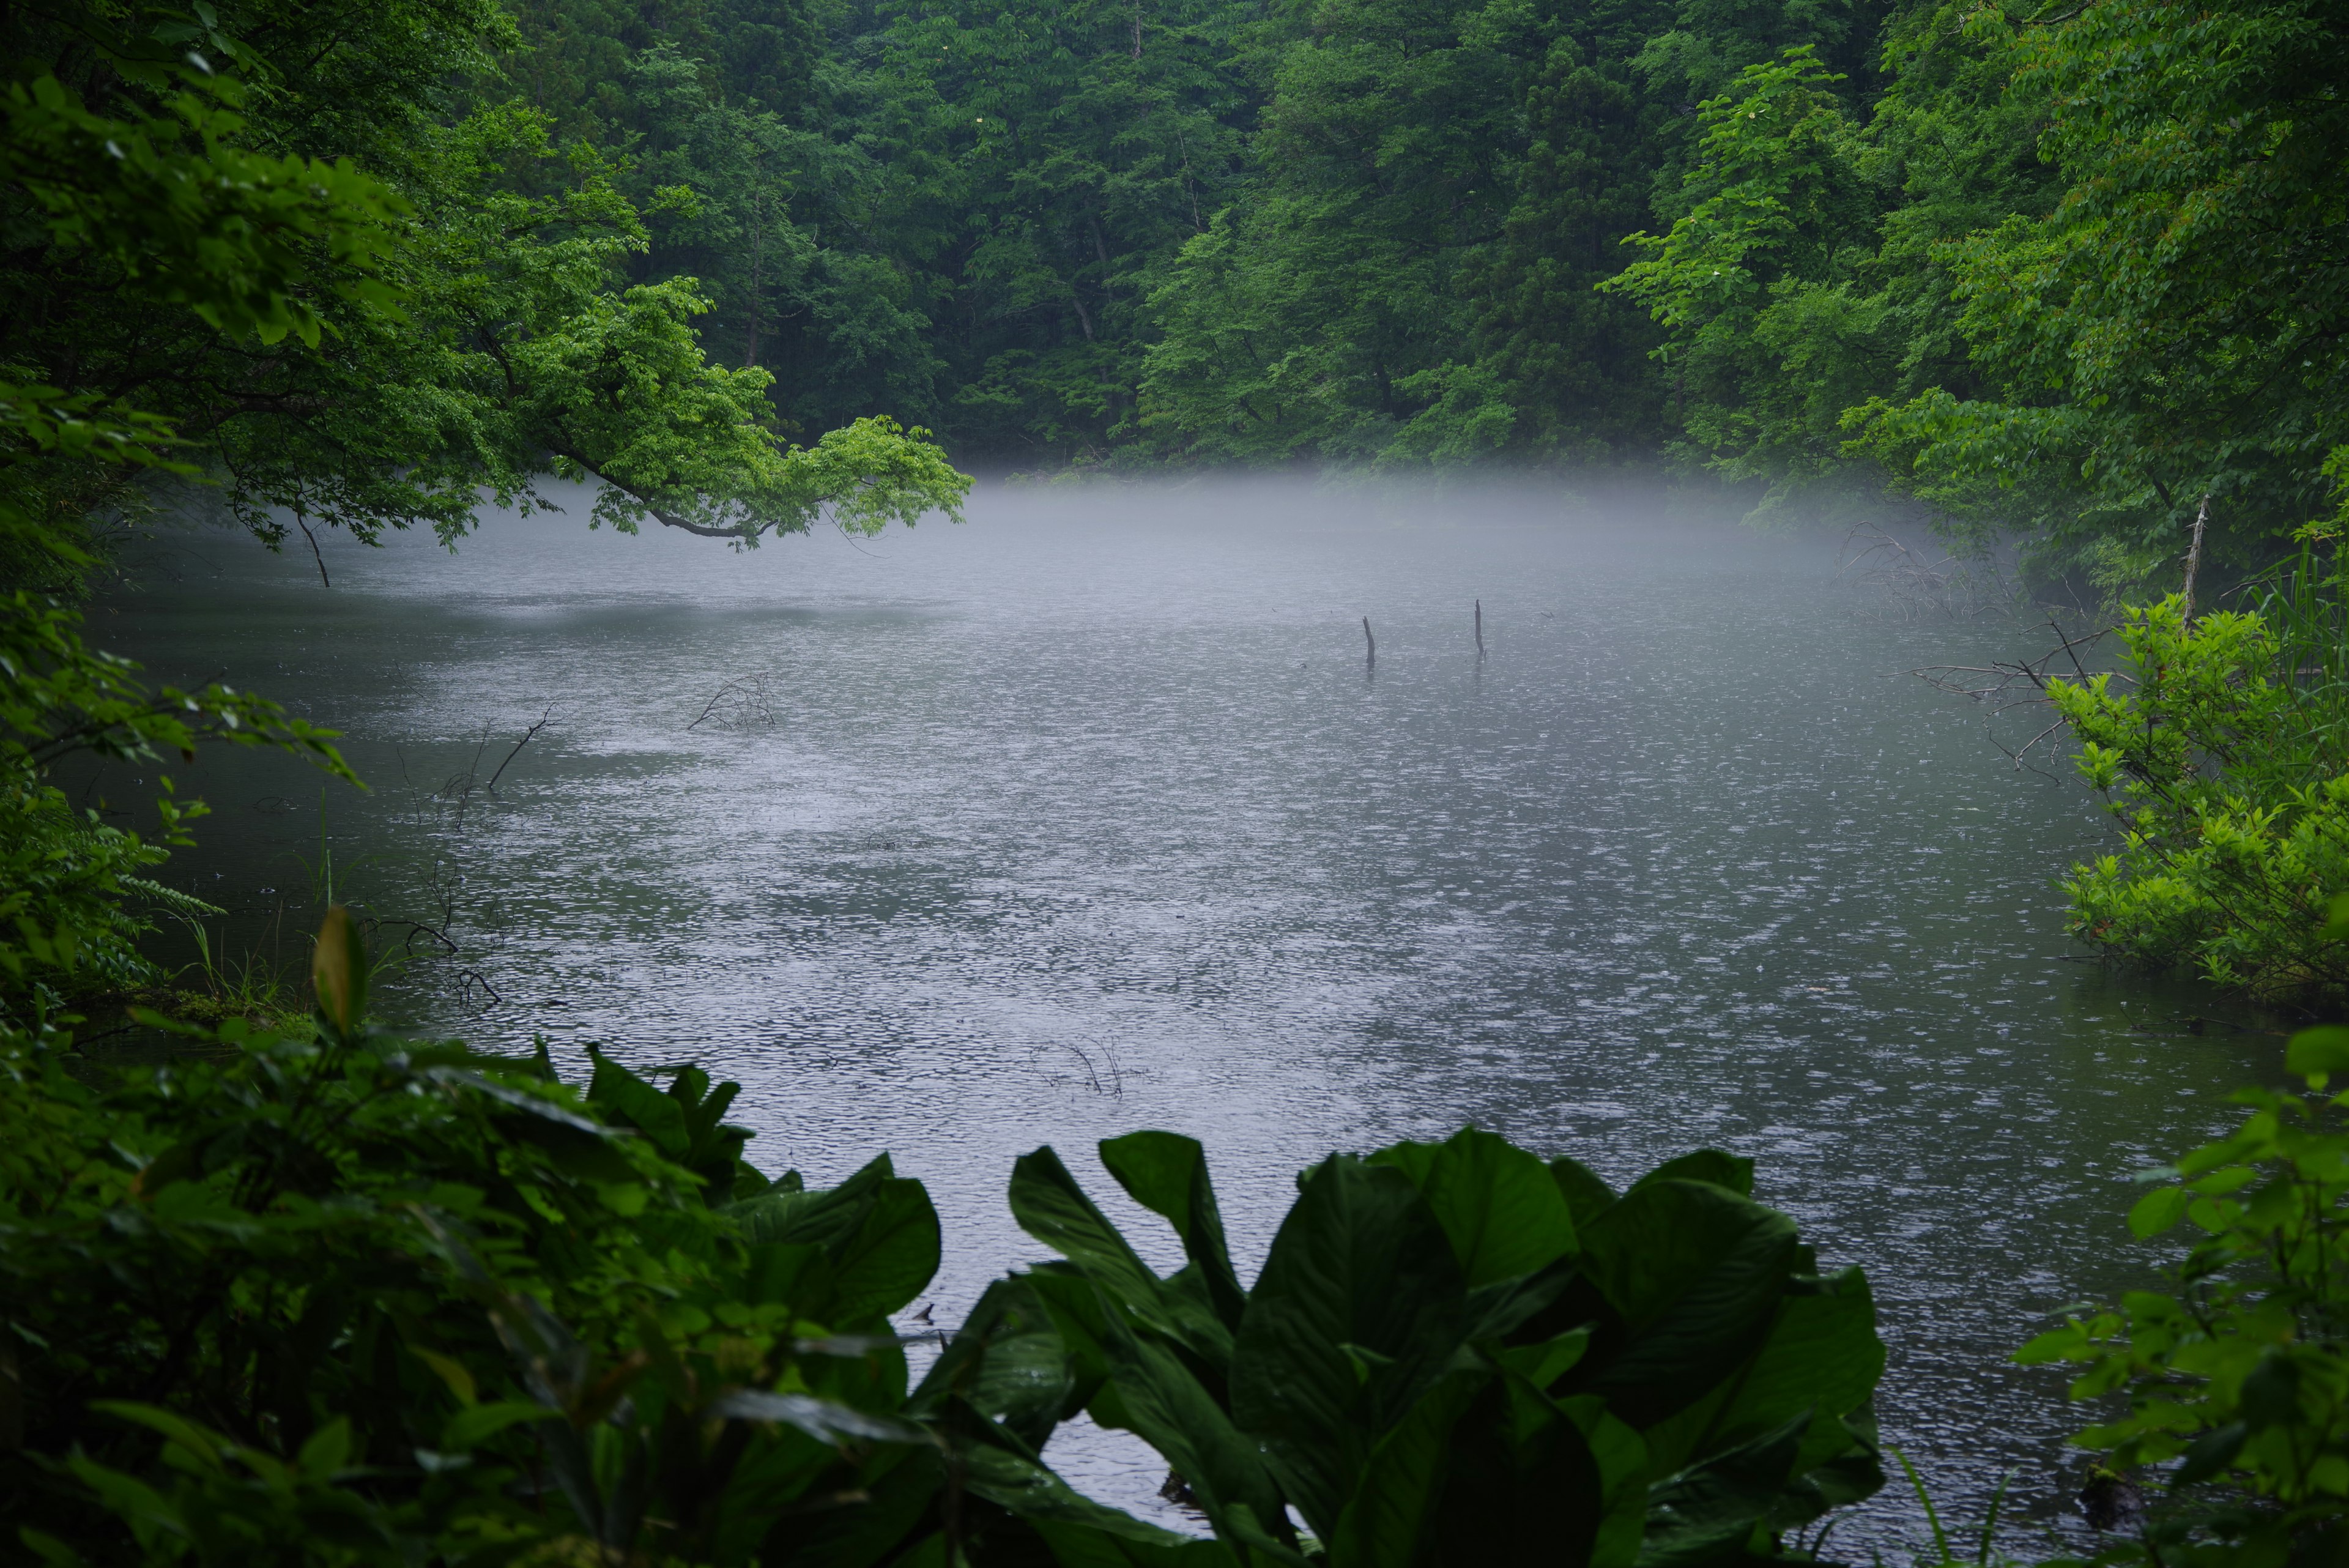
[{"left": 100, "top": 480, "right": 2280, "bottom": 1551}]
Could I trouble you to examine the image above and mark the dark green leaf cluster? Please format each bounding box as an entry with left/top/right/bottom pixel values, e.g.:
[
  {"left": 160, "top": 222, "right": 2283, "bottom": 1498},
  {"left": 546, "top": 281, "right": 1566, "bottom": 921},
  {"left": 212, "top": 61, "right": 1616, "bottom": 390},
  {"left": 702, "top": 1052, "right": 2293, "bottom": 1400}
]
[
  {"left": 0, "top": 994, "right": 1183, "bottom": 1566},
  {"left": 0, "top": 594, "right": 355, "bottom": 1028},
  {"left": 990, "top": 1127, "right": 1885, "bottom": 1566},
  {"left": 2014, "top": 1028, "right": 2349, "bottom": 1567}
]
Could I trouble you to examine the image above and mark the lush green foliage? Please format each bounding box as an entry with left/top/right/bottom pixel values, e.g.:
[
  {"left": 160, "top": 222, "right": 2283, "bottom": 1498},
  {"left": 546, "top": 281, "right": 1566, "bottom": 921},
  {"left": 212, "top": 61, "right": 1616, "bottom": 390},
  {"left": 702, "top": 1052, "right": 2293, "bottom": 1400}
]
[
  {"left": 1, "top": 0, "right": 969, "bottom": 565},
  {"left": 1855, "top": 0, "right": 2349, "bottom": 576},
  {"left": 995, "top": 1128, "right": 1885, "bottom": 1566},
  {"left": 0, "top": 930, "right": 1199, "bottom": 1566},
  {"left": 21, "top": 0, "right": 2301, "bottom": 573},
  {"left": 0, "top": 909, "right": 1892, "bottom": 1567},
  {"left": 2047, "top": 554, "right": 2349, "bottom": 999},
  {"left": 1614, "top": 0, "right": 2349, "bottom": 568},
  {"left": 2014, "top": 1025, "right": 2349, "bottom": 1567},
  {"left": 478, "top": 0, "right": 2348, "bottom": 581},
  {"left": 0, "top": 595, "right": 353, "bottom": 1028}
]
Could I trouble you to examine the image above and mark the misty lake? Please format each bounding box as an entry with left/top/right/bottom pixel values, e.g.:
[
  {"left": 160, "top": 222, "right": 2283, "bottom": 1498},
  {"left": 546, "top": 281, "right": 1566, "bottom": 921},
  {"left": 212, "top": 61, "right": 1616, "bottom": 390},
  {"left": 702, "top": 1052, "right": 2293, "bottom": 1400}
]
[{"left": 94, "top": 481, "right": 2278, "bottom": 1551}]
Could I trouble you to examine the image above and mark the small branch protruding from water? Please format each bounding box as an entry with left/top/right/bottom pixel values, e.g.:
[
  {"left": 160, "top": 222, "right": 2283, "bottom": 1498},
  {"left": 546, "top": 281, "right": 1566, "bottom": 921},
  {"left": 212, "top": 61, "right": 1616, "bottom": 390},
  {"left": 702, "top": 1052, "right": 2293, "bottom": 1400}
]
[
  {"left": 688, "top": 675, "right": 778, "bottom": 732},
  {"left": 1362, "top": 616, "right": 1376, "bottom": 671},
  {"left": 487, "top": 706, "right": 552, "bottom": 795},
  {"left": 1474, "top": 599, "right": 1485, "bottom": 660}
]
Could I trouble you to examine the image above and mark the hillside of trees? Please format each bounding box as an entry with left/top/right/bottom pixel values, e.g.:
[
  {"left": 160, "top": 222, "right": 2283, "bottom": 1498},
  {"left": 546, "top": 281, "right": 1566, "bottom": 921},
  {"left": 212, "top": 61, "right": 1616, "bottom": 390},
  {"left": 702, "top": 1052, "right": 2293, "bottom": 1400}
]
[{"left": 510, "top": 0, "right": 2345, "bottom": 590}]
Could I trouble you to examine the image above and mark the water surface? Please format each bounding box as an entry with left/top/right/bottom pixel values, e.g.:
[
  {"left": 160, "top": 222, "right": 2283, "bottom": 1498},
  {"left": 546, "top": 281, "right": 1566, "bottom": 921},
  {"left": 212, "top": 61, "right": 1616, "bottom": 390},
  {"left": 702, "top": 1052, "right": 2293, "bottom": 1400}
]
[{"left": 102, "top": 481, "right": 2277, "bottom": 1553}]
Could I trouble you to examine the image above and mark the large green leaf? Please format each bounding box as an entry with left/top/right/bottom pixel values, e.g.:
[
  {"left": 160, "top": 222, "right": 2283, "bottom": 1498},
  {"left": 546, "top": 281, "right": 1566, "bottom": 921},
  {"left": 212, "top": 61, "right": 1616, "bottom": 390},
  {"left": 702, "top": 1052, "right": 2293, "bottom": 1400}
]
[
  {"left": 1463, "top": 1253, "right": 1584, "bottom": 1343},
  {"left": 741, "top": 1243, "right": 832, "bottom": 1310},
  {"left": 1628, "top": 1151, "right": 1753, "bottom": 1199},
  {"left": 1550, "top": 1156, "right": 1620, "bottom": 1229},
  {"left": 723, "top": 1154, "right": 896, "bottom": 1247},
  {"left": 1370, "top": 1127, "right": 1578, "bottom": 1290},
  {"left": 1023, "top": 1263, "right": 1120, "bottom": 1403},
  {"left": 1011, "top": 1146, "right": 1234, "bottom": 1365},
  {"left": 960, "top": 1443, "right": 1219, "bottom": 1553},
  {"left": 911, "top": 1276, "right": 1075, "bottom": 1455},
  {"left": 826, "top": 1178, "right": 941, "bottom": 1324},
  {"left": 587, "top": 1047, "right": 691, "bottom": 1157},
  {"left": 1078, "top": 1289, "right": 1293, "bottom": 1554},
  {"left": 1099, "top": 1131, "right": 1249, "bottom": 1329},
  {"left": 1556, "top": 1393, "right": 1653, "bottom": 1568},
  {"left": 1420, "top": 1373, "right": 1644, "bottom": 1568},
  {"left": 721, "top": 1157, "right": 938, "bottom": 1325},
  {"left": 1637, "top": 1266, "right": 1883, "bottom": 1477},
  {"left": 1327, "top": 1366, "right": 1489, "bottom": 1568},
  {"left": 1572, "top": 1181, "right": 1800, "bottom": 1432},
  {"left": 1229, "top": 1156, "right": 1466, "bottom": 1542},
  {"left": 1636, "top": 1407, "right": 1815, "bottom": 1568}
]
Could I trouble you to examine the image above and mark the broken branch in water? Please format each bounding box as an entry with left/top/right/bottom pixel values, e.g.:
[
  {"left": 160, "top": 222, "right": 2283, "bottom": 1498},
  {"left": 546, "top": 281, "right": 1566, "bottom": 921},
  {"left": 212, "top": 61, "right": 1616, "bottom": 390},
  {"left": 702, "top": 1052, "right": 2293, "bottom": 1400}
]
[
  {"left": 487, "top": 706, "right": 552, "bottom": 795},
  {"left": 2181, "top": 493, "right": 2211, "bottom": 623},
  {"left": 688, "top": 674, "right": 779, "bottom": 732},
  {"left": 1911, "top": 619, "right": 2120, "bottom": 778}
]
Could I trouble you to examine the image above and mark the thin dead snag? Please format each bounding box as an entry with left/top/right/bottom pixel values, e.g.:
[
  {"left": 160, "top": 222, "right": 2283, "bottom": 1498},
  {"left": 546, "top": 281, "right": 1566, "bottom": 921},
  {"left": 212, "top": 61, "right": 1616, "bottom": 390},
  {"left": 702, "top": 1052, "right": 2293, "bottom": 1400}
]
[
  {"left": 1912, "top": 618, "right": 2121, "bottom": 779},
  {"left": 688, "top": 675, "right": 779, "bottom": 732},
  {"left": 2181, "top": 494, "right": 2211, "bottom": 623},
  {"left": 488, "top": 706, "right": 552, "bottom": 794}
]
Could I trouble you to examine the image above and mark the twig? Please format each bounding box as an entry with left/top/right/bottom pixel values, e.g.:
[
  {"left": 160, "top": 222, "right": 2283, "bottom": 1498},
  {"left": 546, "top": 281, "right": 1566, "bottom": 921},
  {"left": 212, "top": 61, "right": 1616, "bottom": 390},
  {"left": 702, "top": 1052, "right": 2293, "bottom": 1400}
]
[
  {"left": 2048, "top": 617, "right": 2093, "bottom": 683},
  {"left": 294, "top": 511, "right": 329, "bottom": 589},
  {"left": 487, "top": 707, "right": 552, "bottom": 795},
  {"left": 686, "top": 675, "right": 777, "bottom": 732}
]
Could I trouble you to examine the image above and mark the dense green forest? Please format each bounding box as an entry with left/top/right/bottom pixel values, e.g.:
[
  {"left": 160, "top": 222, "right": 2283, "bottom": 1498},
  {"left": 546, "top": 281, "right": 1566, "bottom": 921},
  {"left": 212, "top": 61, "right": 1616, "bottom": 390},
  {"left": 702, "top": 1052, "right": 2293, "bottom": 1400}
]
[
  {"left": 480, "top": 0, "right": 2346, "bottom": 587},
  {"left": 8, "top": 0, "right": 2338, "bottom": 584}
]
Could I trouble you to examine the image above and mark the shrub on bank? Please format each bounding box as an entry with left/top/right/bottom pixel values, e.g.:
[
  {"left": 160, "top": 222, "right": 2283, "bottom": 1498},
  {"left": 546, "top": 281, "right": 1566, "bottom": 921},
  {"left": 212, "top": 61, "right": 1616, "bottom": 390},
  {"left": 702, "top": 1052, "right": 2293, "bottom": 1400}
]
[
  {"left": 1, "top": 916, "right": 1891, "bottom": 1566},
  {"left": 2019, "top": 1025, "right": 2349, "bottom": 1568},
  {"left": 2052, "top": 593, "right": 2349, "bottom": 1001}
]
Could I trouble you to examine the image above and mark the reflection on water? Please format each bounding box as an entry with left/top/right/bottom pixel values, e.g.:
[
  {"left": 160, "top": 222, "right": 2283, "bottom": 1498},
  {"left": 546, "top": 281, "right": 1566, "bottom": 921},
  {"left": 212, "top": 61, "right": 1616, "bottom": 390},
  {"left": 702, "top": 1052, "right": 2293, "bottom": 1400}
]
[{"left": 102, "top": 481, "right": 2280, "bottom": 1552}]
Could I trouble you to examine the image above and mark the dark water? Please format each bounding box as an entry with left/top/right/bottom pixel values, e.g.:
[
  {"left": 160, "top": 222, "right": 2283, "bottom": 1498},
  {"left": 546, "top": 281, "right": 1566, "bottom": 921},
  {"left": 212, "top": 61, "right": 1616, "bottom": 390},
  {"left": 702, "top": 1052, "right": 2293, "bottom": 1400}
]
[{"left": 96, "top": 481, "right": 2280, "bottom": 1555}]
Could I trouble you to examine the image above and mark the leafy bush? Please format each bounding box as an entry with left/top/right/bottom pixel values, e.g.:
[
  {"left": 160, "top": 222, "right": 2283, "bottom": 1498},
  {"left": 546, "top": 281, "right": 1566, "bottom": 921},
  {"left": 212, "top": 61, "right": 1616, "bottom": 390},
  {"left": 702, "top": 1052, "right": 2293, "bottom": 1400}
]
[
  {"left": 0, "top": 593, "right": 352, "bottom": 1031},
  {"left": 0, "top": 916, "right": 1185, "bottom": 1566},
  {"left": 993, "top": 1128, "right": 1886, "bottom": 1566},
  {"left": 2052, "top": 591, "right": 2349, "bottom": 1000},
  {"left": 2015, "top": 1025, "right": 2349, "bottom": 1567}
]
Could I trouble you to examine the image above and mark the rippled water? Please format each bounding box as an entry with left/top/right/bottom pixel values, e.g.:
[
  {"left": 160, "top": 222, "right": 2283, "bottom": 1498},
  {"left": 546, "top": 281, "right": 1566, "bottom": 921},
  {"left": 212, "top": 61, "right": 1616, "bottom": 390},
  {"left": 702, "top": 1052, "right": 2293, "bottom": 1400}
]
[{"left": 99, "top": 481, "right": 2283, "bottom": 1553}]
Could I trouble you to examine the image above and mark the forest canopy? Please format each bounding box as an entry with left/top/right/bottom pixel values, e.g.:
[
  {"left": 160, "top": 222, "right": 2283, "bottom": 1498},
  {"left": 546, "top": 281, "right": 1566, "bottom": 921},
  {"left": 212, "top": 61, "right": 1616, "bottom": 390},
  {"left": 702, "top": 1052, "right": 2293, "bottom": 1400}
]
[
  {"left": 4, "top": 0, "right": 2343, "bottom": 579},
  {"left": 480, "top": 0, "right": 2342, "bottom": 583}
]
